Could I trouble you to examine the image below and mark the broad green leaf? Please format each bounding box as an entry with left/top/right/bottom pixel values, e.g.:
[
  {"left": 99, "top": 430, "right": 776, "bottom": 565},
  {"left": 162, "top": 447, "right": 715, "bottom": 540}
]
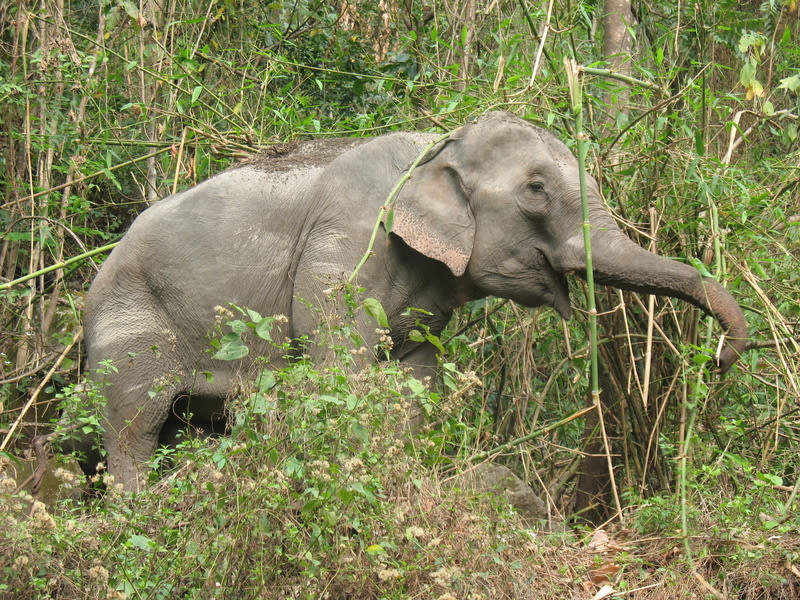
[
  {"left": 283, "top": 456, "right": 303, "bottom": 477},
  {"left": 120, "top": 1, "right": 139, "bottom": 21},
  {"left": 365, "top": 544, "right": 385, "bottom": 555},
  {"left": 256, "top": 370, "right": 276, "bottom": 393},
  {"left": 349, "top": 481, "right": 377, "bottom": 504},
  {"left": 246, "top": 308, "right": 263, "bottom": 322},
  {"left": 778, "top": 74, "right": 800, "bottom": 92},
  {"left": 757, "top": 472, "right": 783, "bottom": 486},
  {"left": 128, "top": 534, "right": 154, "bottom": 551},
  {"left": 407, "top": 378, "right": 426, "bottom": 395},
  {"left": 425, "top": 332, "right": 446, "bottom": 355},
  {"left": 251, "top": 394, "right": 270, "bottom": 415},
  {"left": 229, "top": 319, "right": 248, "bottom": 335},
  {"left": 213, "top": 333, "right": 249, "bottom": 360},
  {"left": 254, "top": 317, "right": 273, "bottom": 342},
  {"left": 363, "top": 297, "right": 389, "bottom": 329},
  {"left": 739, "top": 61, "right": 756, "bottom": 87}
]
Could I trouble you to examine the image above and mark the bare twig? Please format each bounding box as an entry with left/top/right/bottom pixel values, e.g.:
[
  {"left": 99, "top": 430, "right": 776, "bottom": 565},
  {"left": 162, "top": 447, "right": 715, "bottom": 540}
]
[{"left": 0, "top": 327, "right": 83, "bottom": 452}]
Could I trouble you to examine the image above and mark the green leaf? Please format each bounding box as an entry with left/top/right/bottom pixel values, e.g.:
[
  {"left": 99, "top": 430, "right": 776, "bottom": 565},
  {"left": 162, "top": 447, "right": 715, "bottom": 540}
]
[
  {"left": 365, "top": 543, "right": 385, "bottom": 556},
  {"left": 283, "top": 456, "right": 303, "bottom": 477},
  {"left": 350, "top": 422, "right": 369, "bottom": 442},
  {"left": 229, "top": 319, "right": 248, "bottom": 335},
  {"left": 688, "top": 257, "right": 713, "bottom": 278},
  {"left": 406, "top": 378, "right": 426, "bottom": 395},
  {"left": 349, "top": 481, "right": 377, "bottom": 504},
  {"left": 246, "top": 308, "right": 263, "bottom": 322},
  {"left": 408, "top": 329, "right": 424, "bottom": 343},
  {"left": 345, "top": 393, "right": 360, "bottom": 410},
  {"left": 120, "top": 0, "right": 139, "bottom": 21},
  {"left": 778, "top": 74, "right": 800, "bottom": 92},
  {"left": 786, "top": 123, "right": 798, "bottom": 142},
  {"left": 191, "top": 85, "right": 202, "bottom": 104},
  {"left": 319, "top": 394, "right": 344, "bottom": 406},
  {"left": 363, "top": 297, "right": 389, "bottom": 329},
  {"left": 251, "top": 394, "right": 270, "bottom": 415},
  {"left": 757, "top": 472, "right": 783, "bottom": 486},
  {"left": 254, "top": 317, "right": 274, "bottom": 342},
  {"left": 213, "top": 333, "right": 249, "bottom": 360},
  {"left": 739, "top": 61, "right": 756, "bottom": 87},
  {"left": 425, "top": 332, "right": 446, "bottom": 355},
  {"left": 128, "top": 534, "right": 154, "bottom": 551},
  {"left": 256, "top": 370, "right": 276, "bottom": 393}
]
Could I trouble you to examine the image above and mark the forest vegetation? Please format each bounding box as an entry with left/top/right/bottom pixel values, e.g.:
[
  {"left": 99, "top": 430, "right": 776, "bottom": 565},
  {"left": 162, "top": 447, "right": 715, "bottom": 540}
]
[{"left": 0, "top": 0, "right": 799, "bottom": 598}]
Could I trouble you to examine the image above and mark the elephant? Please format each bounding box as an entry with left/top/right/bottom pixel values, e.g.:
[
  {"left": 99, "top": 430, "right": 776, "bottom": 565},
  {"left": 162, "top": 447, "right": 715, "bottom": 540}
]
[{"left": 83, "top": 111, "right": 748, "bottom": 491}]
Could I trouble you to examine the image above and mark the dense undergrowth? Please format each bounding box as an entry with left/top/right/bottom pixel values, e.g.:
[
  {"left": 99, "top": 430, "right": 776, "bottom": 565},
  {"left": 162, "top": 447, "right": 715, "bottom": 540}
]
[
  {"left": 2, "top": 311, "right": 799, "bottom": 599},
  {"left": 1, "top": 1, "right": 799, "bottom": 598}
]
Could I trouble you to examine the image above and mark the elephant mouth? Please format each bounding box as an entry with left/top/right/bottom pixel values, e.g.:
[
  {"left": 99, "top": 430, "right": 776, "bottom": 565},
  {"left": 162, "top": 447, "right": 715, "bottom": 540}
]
[
  {"left": 540, "top": 251, "right": 572, "bottom": 320},
  {"left": 466, "top": 248, "right": 572, "bottom": 319},
  {"left": 504, "top": 248, "right": 572, "bottom": 319}
]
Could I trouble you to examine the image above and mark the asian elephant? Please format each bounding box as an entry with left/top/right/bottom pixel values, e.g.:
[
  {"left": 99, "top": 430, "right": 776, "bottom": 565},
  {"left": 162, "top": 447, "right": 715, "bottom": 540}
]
[{"left": 84, "top": 111, "right": 747, "bottom": 491}]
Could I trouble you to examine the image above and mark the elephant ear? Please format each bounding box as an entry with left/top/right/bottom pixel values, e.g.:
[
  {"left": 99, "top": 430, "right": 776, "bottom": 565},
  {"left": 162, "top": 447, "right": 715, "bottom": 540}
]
[{"left": 387, "top": 146, "right": 475, "bottom": 277}]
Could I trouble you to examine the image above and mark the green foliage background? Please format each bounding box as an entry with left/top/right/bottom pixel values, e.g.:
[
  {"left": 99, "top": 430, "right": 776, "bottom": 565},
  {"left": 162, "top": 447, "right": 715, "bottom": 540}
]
[{"left": 0, "top": 1, "right": 798, "bottom": 598}]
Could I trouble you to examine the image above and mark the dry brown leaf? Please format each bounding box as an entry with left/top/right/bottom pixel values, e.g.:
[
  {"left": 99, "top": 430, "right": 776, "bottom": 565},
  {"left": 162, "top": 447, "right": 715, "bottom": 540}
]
[{"left": 587, "top": 563, "right": 621, "bottom": 585}]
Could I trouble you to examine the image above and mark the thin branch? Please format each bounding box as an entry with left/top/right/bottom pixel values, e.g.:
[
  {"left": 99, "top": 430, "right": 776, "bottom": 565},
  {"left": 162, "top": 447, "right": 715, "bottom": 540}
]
[{"left": 0, "top": 327, "right": 83, "bottom": 452}]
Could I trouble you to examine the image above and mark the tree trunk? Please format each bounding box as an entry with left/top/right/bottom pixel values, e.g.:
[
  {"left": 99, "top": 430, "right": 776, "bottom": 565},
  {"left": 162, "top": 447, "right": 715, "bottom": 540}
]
[{"left": 602, "top": 0, "right": 634, "bottom": 122}]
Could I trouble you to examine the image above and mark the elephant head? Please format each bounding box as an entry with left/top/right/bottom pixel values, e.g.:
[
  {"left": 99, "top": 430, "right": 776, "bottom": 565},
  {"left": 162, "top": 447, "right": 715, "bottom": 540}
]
[{"left": 390, "top": 112, "right": 747, "bottom": 372}]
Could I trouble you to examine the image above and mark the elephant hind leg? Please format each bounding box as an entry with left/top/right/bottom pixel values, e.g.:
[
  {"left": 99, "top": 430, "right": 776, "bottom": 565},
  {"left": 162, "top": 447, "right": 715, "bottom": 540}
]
[
  {"left": 103, "top": 368, "right": 234, "bottom": 491},
  {"left": 158, "top": 373, "right": 234, "bottom": 448}
]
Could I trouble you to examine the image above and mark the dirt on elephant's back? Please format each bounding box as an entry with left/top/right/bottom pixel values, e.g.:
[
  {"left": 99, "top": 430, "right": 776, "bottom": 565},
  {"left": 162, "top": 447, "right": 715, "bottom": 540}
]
[{"left": 233, "top": 137, "right": 371, "bottom": 174}]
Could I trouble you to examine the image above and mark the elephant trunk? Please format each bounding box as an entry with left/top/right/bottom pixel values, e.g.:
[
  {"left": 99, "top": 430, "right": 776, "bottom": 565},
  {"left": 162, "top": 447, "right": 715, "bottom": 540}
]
[{"left": 561, "top": 225, "right": 747, "bottom": 373}]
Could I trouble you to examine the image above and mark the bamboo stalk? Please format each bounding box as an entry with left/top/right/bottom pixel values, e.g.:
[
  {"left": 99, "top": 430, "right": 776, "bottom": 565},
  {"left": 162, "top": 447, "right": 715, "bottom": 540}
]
[
  {"left": 0, "top": 243, "right": 119, "bottom": 291},
  {"left": 567, "top": 57, "right": 623, "bottom": 522},
  {"left": 348, "top": 133, "right": 452, "bottom": 283}
]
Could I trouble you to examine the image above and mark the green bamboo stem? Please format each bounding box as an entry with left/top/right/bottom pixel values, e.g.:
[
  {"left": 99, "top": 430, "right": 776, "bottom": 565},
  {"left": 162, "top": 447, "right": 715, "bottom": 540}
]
[
  {"left": 679, "top": 175, "right": 721, "bottom": 565},
  {"left": 678, "top": 389, "right": 698, "bottom": 565},
  {"left": 566, "top": 58, "right": 600, "bottom": 400},
  {"left": 579, "top": 66, "right": 664, "bottom": 92},
  {"left": 567, "top": 58, "right": 625, "bottom": 521},
  {"left": 0, "top": 243, "right": 118, "bottom": 291}
]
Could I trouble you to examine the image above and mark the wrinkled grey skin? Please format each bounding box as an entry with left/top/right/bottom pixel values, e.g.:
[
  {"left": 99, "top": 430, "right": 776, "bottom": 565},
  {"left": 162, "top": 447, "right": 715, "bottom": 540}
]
[{"left": 84, "top": 112, "right": 748, "bottom": 491}]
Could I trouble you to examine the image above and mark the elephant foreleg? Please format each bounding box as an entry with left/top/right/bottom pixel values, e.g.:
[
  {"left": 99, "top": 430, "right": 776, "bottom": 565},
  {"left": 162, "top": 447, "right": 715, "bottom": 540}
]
[{"left": 102, "top": 378, "right": 175, "bottom": 493}]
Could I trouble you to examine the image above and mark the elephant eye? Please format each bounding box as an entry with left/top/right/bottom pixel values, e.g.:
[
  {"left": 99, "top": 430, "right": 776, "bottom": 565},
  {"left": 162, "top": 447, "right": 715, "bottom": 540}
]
[{"left": 528, "top": 182, "right": 546, "bottom": 194}]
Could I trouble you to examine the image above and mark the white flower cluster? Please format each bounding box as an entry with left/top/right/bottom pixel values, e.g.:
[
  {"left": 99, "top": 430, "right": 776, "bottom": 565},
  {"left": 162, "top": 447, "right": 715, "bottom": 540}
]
[
  {"left": 430, "top": 565, "right": 462, "bottom": 588},
  {"left": 375, "top": 328, "right": 394, "bottom": 351},
  {"left": 308, "top": 459, "right": 332, "bottom": 481},
  {"left": 30, "top": 500, "right": 56, "bottom": 531}
]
